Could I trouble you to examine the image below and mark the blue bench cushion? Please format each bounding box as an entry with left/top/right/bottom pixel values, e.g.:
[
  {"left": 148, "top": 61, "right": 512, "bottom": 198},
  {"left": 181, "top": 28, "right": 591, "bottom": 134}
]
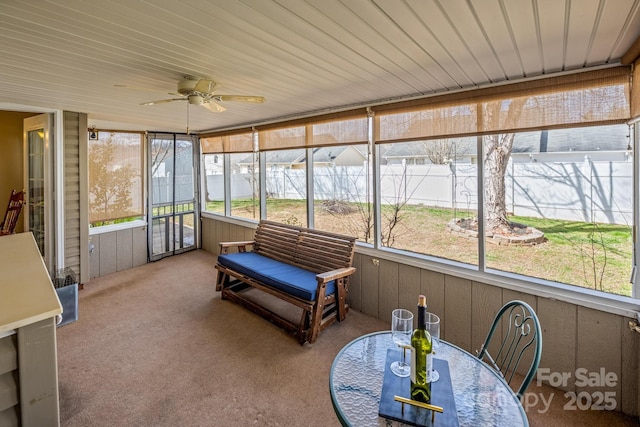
[{"left": 217, "top": 252, "right": 335, "bottom": 301}]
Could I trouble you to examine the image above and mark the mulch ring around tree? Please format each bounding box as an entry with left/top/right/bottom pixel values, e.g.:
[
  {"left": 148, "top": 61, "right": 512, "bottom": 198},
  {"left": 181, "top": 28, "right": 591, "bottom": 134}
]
[{"left": 447, "top": 217, "right": 547, "bottom": 246}]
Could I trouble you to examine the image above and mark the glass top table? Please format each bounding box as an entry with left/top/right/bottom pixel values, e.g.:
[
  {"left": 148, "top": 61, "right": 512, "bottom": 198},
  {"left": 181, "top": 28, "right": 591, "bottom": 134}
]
[{"left": 329, "top": 331, "right": 528, "bottom": 426}]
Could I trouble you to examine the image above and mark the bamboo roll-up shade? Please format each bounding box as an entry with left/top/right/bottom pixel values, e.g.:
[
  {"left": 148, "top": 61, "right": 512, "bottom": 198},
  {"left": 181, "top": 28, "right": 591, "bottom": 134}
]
[
  {"left": 479, "top": 75, "right": 629, "bottom": 133},
  {"left": 200, "top": 131, "right": 254, "bottom": 153},
  {"left": 258, "top": 111, "right": 368, "bottom": 151},
  {"left": 632, "top": 58, "right": 640, "bottom": 119},
  {"left": 375, "top": 66, "right": 630, "bottom": 143},
  {"left": 375, "top": 100, "right": 477, "bottom": 143},
  {"left": 89, "top": 131, "right": 144, "bottom": 223},
  {"left": 258, "top": 125, "right": 306, "bottom": 151},
  {"left": 310, "top": 117, "right": 368, "bottom": 146}
]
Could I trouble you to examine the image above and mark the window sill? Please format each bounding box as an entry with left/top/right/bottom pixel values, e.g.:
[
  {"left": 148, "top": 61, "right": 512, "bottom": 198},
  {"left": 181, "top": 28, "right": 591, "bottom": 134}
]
[
  {"left": 89, "top": 220, "right": 147, "bottom": 235},
  {"left": 201, "top": 211, "right": 259, "bottom": 228}
]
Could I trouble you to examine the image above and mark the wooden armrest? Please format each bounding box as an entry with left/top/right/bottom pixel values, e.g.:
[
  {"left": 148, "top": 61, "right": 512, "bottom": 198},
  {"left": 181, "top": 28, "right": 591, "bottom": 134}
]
[
  {"left": 218, "top": 240, "right": 255, "bottom": 254},
  {"left": 219, "top": 240, "right": 255, "bottom": 248},
  {"left": 316, "top": 267, "right": 356, "bottom": 283}
]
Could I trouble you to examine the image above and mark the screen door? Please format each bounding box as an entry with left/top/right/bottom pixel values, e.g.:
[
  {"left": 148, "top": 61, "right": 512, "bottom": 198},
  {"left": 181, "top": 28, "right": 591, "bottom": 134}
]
[{"left": 148, "top": 133, "right": 199, "bottom": 261}]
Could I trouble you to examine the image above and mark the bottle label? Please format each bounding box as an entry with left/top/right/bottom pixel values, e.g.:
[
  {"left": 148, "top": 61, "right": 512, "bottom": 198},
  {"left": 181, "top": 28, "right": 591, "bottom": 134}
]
[{"left": 426, "top": 353, "right": 433, "bottom": 383}]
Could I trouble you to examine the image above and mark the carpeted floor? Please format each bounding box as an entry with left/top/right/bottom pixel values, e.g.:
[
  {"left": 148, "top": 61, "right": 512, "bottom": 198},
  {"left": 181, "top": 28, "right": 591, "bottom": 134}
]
[
  {"left": 56, "top": 249, "right": 639, "bottom": 426},
  {"left": 56, "top": 250, "right": 388, "bottom": 426}
]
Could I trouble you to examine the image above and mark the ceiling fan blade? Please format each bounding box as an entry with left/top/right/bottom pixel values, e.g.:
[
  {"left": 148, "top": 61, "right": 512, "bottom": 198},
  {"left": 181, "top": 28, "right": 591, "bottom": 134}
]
[
  {"left": 202, "top": 100, "right": 226, "bottom": 113},
  {"left": 216, "top": 95, "right": 265, "bottom": 103},
  {"left": 140, "top": 98, "right": 184, "bottom": 106}
]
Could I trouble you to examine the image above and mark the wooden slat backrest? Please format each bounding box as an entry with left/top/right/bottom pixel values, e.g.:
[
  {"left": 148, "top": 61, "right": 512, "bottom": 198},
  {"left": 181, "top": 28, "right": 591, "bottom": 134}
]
[
  {"left": 253, "top": 220, "right": 356, "bottom": 273},
  {"left": 0, "top": 190, "right": 25, "bottom": 235},
  {"left": 253, "top": 221, "right": 300, "bottom": 265},
  {"left": 295, "top": 230, "right": 355, "bottom": 272}
]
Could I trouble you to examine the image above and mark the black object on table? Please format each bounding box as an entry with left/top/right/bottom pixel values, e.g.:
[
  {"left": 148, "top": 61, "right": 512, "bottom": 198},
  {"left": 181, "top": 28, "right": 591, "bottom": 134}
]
[{"left": 379, "top": 349, "right": 459, "bottom": 427}]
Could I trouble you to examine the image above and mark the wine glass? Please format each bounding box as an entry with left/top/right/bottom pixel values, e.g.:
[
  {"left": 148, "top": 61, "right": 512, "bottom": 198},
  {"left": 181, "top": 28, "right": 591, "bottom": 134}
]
[
  {"left": 425, "top": 312, "right": 440, "bottom": 382},
  {"left": 390, "top": 308, "right": 414, "bottom": 377}
]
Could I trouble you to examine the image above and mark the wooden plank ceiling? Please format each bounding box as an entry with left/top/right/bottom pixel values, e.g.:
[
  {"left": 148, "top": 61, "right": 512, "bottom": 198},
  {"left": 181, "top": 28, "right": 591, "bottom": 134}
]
[{"left": 0, "top": 0, "right": 639, "bottom": 133}]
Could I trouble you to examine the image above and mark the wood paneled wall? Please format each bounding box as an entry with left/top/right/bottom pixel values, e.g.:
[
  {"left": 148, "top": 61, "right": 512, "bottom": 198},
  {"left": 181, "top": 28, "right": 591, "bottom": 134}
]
[
  {"left": 201, "top": 215, "right": 640, "bottom": 417},
  {"left": 89, "top": 226, "right": 147, "bottom": 278}
]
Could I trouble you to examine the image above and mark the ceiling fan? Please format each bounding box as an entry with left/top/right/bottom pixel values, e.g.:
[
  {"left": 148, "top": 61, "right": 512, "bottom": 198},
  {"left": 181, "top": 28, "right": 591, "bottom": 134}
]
[{"left": 139, "top": 76, "right": 265, "bottom": 113}]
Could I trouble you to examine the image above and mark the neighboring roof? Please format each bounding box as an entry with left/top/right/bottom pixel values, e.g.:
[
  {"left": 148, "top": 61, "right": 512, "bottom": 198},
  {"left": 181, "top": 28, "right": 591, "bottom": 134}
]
[
  {"left": 240, "top": 145, "right": 370, "bottom": 165},
  {"left": 299, "top": 146, "right": 347, "bottom": 163},
  {"left": 235, "top": 149, "right": 304, "bottom": 166},
  {"left": 265, "top": 150, "right": 305, "bottom": 164},
  {"left": 381, "top": 139, "right": 475, "bottom": 159},
  {"left": 512, "top": 124, "right": 629, "bottom": 153},
  {"left": 309, "top": 145, "right": 368, "bottom": 163}
]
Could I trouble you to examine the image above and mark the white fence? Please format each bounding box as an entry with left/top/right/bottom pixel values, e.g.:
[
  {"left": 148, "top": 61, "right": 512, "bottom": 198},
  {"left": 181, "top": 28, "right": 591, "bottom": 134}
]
[
  {"left": 205, "top": 159, "right": 633, "bottom": 225},
  {"left": 151, "top": 175, "right": 195, "bottom": 205}
]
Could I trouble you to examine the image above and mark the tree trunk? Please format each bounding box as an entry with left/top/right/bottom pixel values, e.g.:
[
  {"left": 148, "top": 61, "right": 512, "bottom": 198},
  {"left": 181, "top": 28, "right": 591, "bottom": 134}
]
[
  {"left": 484, "top": 133, "right": 514, "bottom": 232},
  {"left": 481, "top": 97, "right": 526, "bottom": 234}
]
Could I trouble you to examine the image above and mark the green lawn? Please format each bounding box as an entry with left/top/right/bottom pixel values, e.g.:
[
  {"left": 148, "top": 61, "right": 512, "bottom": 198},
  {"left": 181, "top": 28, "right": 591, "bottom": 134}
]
[{"left": 206, "top": 199, "right": 633, "bottom": 296}]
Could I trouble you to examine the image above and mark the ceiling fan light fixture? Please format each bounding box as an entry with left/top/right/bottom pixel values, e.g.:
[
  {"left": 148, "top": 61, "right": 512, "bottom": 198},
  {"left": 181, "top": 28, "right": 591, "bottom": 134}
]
[{"left": 188, "top": 94, "right": 204, "bottom": 105}]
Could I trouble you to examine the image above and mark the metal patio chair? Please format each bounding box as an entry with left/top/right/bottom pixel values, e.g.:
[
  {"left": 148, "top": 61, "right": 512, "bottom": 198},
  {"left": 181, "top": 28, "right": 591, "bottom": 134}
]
[{"left": 476, "top": 300, "right": 542, "bottom": 400}]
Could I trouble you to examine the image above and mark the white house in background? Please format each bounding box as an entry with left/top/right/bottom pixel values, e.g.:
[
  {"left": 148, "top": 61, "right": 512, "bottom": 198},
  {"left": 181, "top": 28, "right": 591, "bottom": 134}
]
[
  {"left": 204, "top": 154, "right": 223, "bottom": 175},
  {"left": 381, "top": 124, "right": 631, "bottom": 165},
  {"left": 301, "top": 146, "right": 368, "bottom": 168}
]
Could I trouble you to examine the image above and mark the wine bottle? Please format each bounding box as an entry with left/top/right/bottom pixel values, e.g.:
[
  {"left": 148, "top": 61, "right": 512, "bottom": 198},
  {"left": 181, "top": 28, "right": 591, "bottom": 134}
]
[{"left": 410, "top": 294, "right": 432, "bottom": 403}]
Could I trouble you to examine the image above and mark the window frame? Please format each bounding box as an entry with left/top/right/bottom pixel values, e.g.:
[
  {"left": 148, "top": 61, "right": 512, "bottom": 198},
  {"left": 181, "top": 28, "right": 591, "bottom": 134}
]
[
  {"left": 199, "top": 68, "right": 640, "bottom": 316},
  {"left": 88, "top": 130, "right": 145, "bottom": 230},
  {"left": 201, "top": 133, "right": 640, "bottom": 317}
]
